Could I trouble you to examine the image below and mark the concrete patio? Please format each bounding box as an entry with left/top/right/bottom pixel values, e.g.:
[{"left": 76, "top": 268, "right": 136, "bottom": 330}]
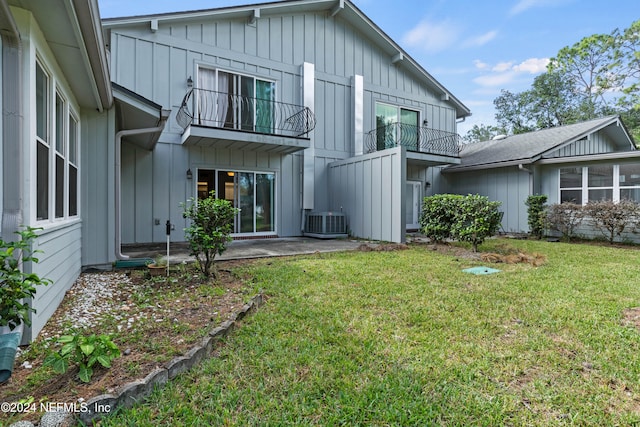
[{"left": 121, "top": 237, "right": 365, "bottom": 264}]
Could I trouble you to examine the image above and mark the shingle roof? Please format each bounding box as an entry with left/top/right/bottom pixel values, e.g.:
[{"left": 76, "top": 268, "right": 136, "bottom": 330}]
[{"left": 446, "top": 116, "right": 630, "bottom": 172}]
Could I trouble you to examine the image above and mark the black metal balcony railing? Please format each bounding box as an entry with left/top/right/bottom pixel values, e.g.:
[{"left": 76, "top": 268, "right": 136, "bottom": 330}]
[
  {"left": 176, "top": 88, "right": 316, "bottom": 137},
  {"left": 365, "top": 123, "right": 462, "bottom": 157}
]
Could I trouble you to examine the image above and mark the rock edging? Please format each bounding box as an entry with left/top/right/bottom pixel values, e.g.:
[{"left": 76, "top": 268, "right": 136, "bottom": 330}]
[{"left": 9, "top": 293, "right": 264, "bottom": 427}]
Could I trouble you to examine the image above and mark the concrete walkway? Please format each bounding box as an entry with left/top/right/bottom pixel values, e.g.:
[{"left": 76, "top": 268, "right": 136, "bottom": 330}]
[{"left": 122, "top": 237, "right": 364, "bottom": 264}]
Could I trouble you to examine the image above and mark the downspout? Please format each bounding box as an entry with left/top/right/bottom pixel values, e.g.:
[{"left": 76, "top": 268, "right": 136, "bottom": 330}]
[
  {"left": 1, "top": 0, "right": 23, "bottom": 242},
  {"left": 519, "top": 164, "right": 534, "bottom": 195},
  {"left": 115, "top": 111, "right": 170, "bottom": 260}
]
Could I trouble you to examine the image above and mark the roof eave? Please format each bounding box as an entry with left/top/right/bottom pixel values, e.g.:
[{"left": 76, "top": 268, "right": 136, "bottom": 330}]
[
  {"left": 72, "top": 0, "right": 112, "bottom": 110},
  {"left": 101, "top": 0, "right": 471, "bottom": 119}
]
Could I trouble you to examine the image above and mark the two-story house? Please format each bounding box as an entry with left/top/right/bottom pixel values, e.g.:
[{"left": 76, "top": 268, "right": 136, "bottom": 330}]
[{"left": 96, "top": 0, "right": 470, "bottom": 260}]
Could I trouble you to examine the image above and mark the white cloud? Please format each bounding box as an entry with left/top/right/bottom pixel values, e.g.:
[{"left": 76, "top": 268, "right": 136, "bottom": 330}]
[
  {"left": 472, "top": 57, "right": 550, "bottom": 89},
  {"left": 492, "top": 61, "right": 514, "bottom": 72},
  {"left": 513, "top": 57, "right": 550, "bottom": 73},
  {"left": 462, "top": 30, "right": 498, "bottom": 48},
  {"left": 401, "top": 19, "right": 460, "bottom": 53}
]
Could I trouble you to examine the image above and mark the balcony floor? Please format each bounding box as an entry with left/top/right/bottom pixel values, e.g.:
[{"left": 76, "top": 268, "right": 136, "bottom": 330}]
[{"left": 181, "top": 124, "right": 311, "bottom": 154}]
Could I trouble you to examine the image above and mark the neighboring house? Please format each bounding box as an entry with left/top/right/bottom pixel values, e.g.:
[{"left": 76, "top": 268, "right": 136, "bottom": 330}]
[
  {"left": 99, "top": 0, "right": 470, "bottom": 254},
  {"left": 0, "top": 0, "right": 165, "bottom": 342},
  {"left": 439, "top": 116, "right": 638, "bottom": 233}
]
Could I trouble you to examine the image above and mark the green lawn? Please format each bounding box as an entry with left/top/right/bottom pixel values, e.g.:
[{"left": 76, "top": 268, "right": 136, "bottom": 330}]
[{"left": 101, "top": 239, "right": 640, "bottom": 426}]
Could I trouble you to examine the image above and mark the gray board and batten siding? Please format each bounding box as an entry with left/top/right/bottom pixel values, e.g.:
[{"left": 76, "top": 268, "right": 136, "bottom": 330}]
[
  {"left": 439, "top": 117, "right": 637, "bottom": 234},
  {"left": 102, "top": 0, "right": 464, "bottom": 248}
]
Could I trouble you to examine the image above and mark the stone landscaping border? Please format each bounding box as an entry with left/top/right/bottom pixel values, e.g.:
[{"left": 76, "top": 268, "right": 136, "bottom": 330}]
[{"left": 9, "top": 294, "right": 264, "bottom": 427}]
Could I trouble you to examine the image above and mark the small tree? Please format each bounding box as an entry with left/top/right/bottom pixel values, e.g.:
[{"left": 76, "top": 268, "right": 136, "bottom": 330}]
[
  {"left": 545, "top": 203, "right": 585, "bottom": 241},
  {"left": 525, "top": 194, "right": 548, "bottom": 239},
  {"left": 182, "top": 191, "right": 239, "bottom": 278},
  {"left": 584, "top": 199, "right": 640, "bottom": 243},
  {"left": 451, "top": 194, "right": 502, "bottom": 252}
]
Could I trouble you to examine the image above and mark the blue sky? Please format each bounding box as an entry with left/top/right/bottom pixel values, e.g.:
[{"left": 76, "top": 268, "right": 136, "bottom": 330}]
[{"left": 97, "top": 0, "right": 639, "bottom": 136}]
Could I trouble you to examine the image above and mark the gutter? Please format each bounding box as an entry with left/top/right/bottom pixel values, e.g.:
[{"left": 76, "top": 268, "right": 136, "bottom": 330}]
[
  {"left": 0, "top": 0, "right": 23, "bottom": 242},
  {"left": 115, "top": 110, "right": 170, "bottom": 260}
]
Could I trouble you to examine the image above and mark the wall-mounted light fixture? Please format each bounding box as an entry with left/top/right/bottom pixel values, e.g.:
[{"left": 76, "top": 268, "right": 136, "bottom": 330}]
[
  {"left": 187, "top": 76, "right": 193, "bottom": 88},
  {"left": 423, "top": 119, "right": 429, "bottom": 127},
  {"left": 425, "top": 181, "right": 431, "bottom": 189},
  {"left": 186, "top": 168, "right": 193, "bottom": 180}
]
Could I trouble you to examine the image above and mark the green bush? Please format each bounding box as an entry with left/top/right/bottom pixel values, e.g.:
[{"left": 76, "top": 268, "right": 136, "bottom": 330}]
[
  {"left": 182, "top": 190, "right": 239, "bottom": 278},
  {"left": 419, "top": 194, "right": 502, "bottom": 251},
  {"left": 451, "top": 194, "right": 502, "bottom": 252},
  {"left": 419, "top": 194, "right": 464, "bottom": 243},
  {"left": 525, "top": 194, "right": 548, "bottom": 239},
  {"left": 0, "top": 227, "right": 51, "bottom": 330}
]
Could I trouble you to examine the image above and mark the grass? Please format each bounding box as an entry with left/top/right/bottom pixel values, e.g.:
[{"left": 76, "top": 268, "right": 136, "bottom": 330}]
[{"left": 98, "top": 239, "right": 640, "bottom": 426}]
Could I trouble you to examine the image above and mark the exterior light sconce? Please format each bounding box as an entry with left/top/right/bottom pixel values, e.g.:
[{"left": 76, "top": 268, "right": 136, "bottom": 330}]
[
  {"left": 425, "top": 181, "right": 431, "bottom": 189},
  {"left": 423, "top": 119, "right": 429, "bottom": 127},
  {"left": 186, "top": 168, "right": 193, "bottom": 180},
  {"left": 187, "top": 76, "right": 193, "bottom": 88}
]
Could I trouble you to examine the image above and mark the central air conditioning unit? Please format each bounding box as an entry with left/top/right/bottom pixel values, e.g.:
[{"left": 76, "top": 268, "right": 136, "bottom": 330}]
[{"left": 304, "top": 211, "right": 348, "bottom": 239}]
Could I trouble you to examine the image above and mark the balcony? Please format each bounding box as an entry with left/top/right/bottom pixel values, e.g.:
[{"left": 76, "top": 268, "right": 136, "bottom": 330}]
[
  {"left": 365, "top": 123, "right": 462, "bottom": 165},
  {"left": 176, "top": 88, "right": 316, "bottom": 154}
]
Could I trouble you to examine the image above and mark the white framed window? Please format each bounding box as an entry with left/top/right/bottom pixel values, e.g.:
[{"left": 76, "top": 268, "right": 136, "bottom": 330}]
[
  {"left": 34, "top": 56, "right": 80, "bottom": 223},
  {"left": 559, "top": 164, "right": 640, "bottom": 204}
]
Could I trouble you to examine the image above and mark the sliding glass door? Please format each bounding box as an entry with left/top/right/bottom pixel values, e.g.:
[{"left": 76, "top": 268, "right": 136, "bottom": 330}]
[
  {"left": 197, "top": 67, "right": 275, "bottom": 133},
  {"left": 198, "top": 169, "right": 275, "bottom": 235}
]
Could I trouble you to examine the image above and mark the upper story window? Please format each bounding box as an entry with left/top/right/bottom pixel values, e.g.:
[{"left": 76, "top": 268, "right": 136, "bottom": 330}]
[
  {"left": 35, "top": 58, "right": 80, "bottom": 223},
  {"left": 196, "top": 68, "right": 275, "bottom": 134},
  {"left": 375, "top": 102, "right": 420, "bottom": 151}
]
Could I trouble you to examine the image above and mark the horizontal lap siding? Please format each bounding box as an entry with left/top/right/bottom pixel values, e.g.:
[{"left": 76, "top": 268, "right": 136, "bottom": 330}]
[{"left": 29, "top": 222, "right": 82, "bottom": 339}]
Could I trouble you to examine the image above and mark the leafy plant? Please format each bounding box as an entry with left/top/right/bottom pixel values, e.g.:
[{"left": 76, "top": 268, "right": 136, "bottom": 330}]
[
  {"left": 152, "top": 254, "right": 168, "bottom": 267},
  {"left": 525, "top": 194, "right": 548, "bottom": 239},
  {"left": 0, "top": 227, "right": 51, "bottom": 330},
  {"left": 419, "top": 194, "right": 464, "bottom": 243},
  {"left": 545, "top": 203, "right": 585, "bottom": 241},
  {"left": 451, "top": 194, "right": 502, "bottom": 252},
  {"left": 182, "top": 190, "right": 239, "bottom": 277},
  {"left": 44, "top": 332, "right": 120, "bottom": 383},
  {"left": 420, "top": 194, "right": 502, "bottom": 251},
  {"left": 584, "top": 199, "right": 640, "bottom": 243}
]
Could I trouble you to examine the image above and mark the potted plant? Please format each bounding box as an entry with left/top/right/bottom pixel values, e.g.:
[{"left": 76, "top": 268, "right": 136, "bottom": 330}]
[
  {"left": 147, "top": 254, "right": 168, "bottom": 277},
  {"left": 0, "top": 227, "right": 51, "bottom": 383}
]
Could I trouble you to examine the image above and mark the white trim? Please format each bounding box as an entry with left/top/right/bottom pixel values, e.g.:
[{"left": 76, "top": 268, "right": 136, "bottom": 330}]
[
  {"left": 32, "top": 47, "right": 82, "bottom": 227},
  {"left": 558, "top": 163, "right": 640, "bottom": 204}
]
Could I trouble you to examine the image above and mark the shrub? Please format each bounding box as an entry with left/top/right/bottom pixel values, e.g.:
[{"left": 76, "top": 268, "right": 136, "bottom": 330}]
[
  {"left": 0, "top": 227, "right": 51, "bottom": 330},
  {"left": 44, "top": 333, "right": 120, "bottom": 383},
  {"left": 420, "top": 194, "right": 502, "bottom": 252},
  {"left": 182, "top": 190, "right": 239, "bottom": 277},
  {"left": 419, "top": 194, "right": 464, "bottom": 242},
  {"left": 584, "top": 199, "right": 640, "bottom": 244},
  {"left": 451, "top": 194, "right": 502, "bottom": 252},
  {"left": 545, "top": 203, "right": 585, "bottom": 241},
  {"left": 525, "top": 194, "right": 548, "bottom": 239}
]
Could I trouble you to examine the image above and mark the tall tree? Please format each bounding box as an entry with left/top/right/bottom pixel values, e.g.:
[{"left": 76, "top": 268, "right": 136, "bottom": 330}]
[
  {"left": 548, "top": 33, "right": 615, "bottom": 116},
  {"left": 608, "top": 19, "right": 640, "bottom": 121}
]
